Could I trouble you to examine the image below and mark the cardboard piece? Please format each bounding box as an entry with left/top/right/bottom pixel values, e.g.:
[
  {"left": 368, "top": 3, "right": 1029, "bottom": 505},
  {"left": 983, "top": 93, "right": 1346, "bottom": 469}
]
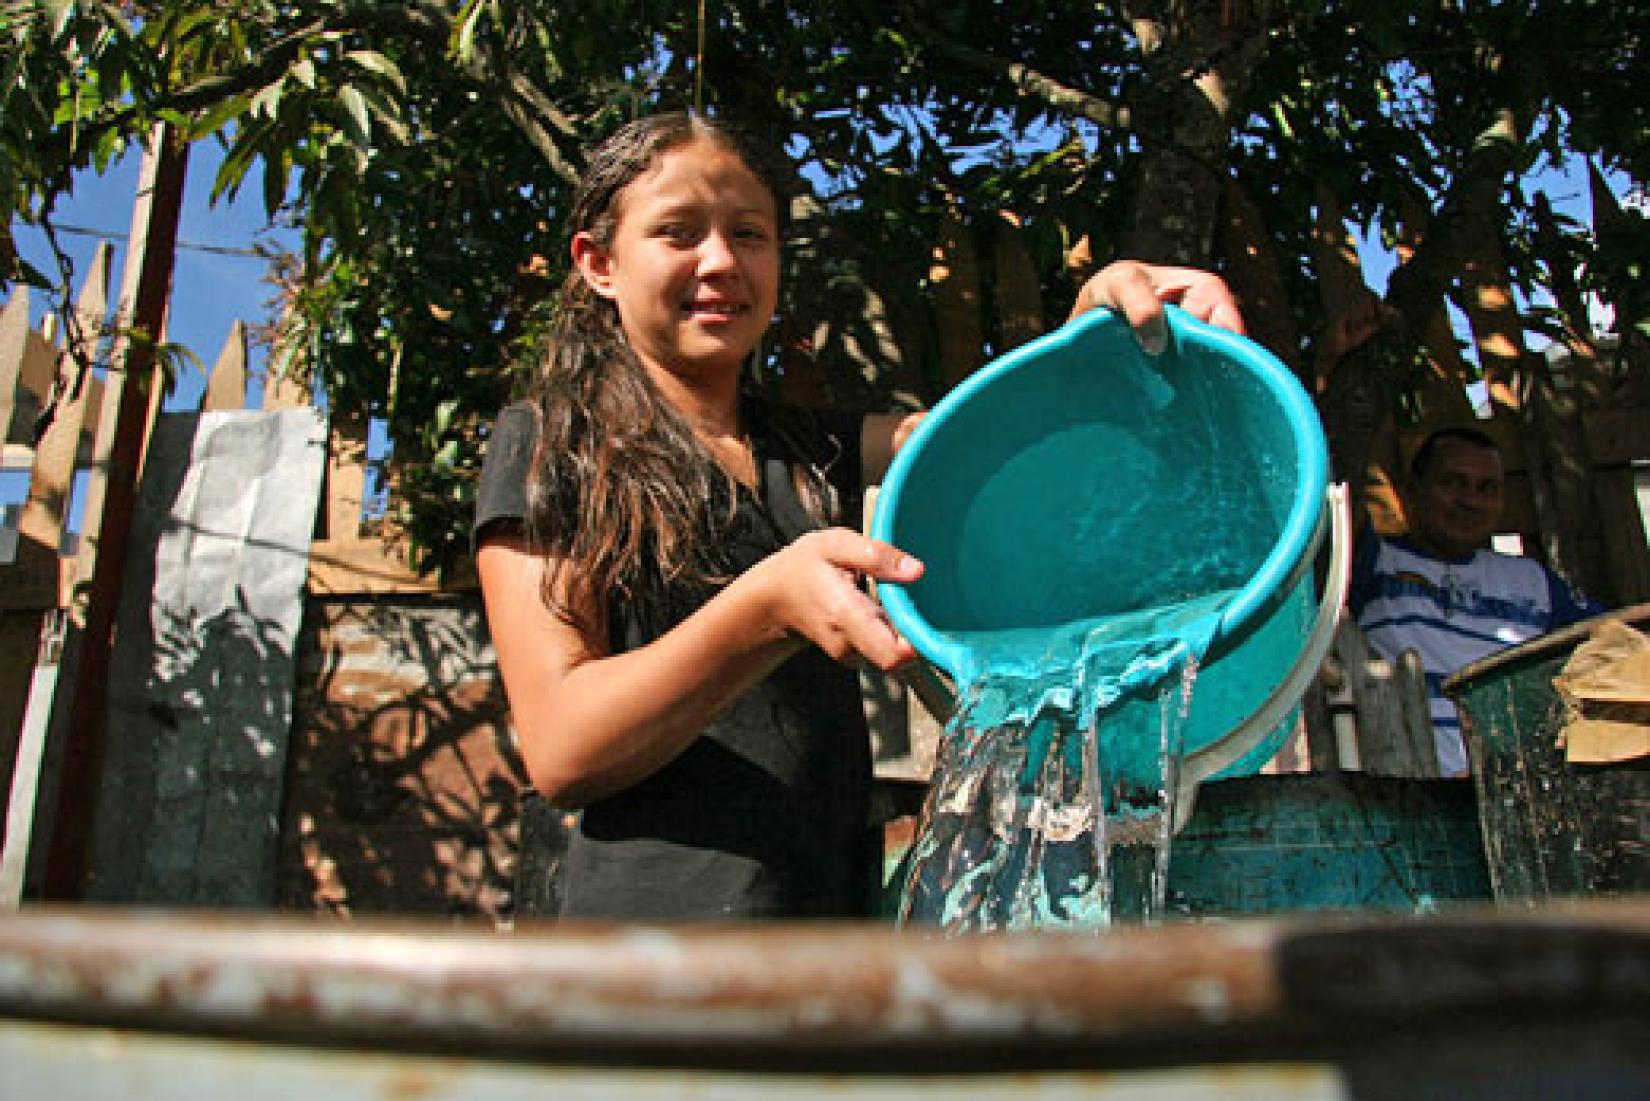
[{"left": 1554, "top": 619, "right": 1650, "bottom": 764}]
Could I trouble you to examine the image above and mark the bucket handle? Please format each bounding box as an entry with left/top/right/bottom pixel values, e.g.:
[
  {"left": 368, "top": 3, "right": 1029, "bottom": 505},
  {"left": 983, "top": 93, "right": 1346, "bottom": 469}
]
[{"left": 1171, "top": 482, "right": 1354, "bottom": 834}]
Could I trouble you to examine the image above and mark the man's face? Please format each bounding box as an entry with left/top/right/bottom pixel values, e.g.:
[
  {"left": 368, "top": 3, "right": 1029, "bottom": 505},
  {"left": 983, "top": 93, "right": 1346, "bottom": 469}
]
[{"left": 1407, "top": 438, "right": 1505, "bottom": 559}]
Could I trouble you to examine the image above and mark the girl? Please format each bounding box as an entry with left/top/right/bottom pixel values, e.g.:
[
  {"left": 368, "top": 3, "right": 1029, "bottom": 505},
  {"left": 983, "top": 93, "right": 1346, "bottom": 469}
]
[{"left": 475, "top": 111, "right": 1244, "bottom": 920}]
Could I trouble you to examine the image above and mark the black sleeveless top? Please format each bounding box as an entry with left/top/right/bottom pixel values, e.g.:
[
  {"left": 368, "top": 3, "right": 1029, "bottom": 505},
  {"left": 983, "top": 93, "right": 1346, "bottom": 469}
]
[{"left": 474, "top": 401, "right": 872, "bottom": 919}]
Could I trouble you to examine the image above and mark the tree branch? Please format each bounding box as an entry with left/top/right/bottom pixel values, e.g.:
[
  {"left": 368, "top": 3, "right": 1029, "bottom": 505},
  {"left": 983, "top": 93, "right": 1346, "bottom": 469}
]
[
  {"left": 391, "top": 1, "right": 583, "bottom": 185},
  {"left": 899, "top": 10, "right": 1135, "bottom": 132},
  {"left": 42, "top": 2, "right": 585, "bottom": 190}
]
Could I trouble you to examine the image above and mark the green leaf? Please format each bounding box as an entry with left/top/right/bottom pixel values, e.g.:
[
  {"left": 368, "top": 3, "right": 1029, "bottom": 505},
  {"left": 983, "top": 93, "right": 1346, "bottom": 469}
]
[
  {"left": 154, "top": 340, "right": 206, "bottom": 398},
  {"left": 44, "top": 0, "right": 72, "bottom": 39},
  {"left": 262, "top": 145, "right": 291, "bottom": 220},
  {"left": 169, "top": 8, "right": 218, "bottom": 44},
  {"left": 344, "top": 49, "right": 406, "bottom": 96},
  {"left": 210, "top": 115, "right": 268, "bottom": 204},
  {"left": 11, "top": 256, "right": 52, "bottom": 289},
  {"left": 249, "top": 78, "right": 282, "bottom": 120},
  {"left": 337, "top": 83, "right": 371, "bottom": 146},
  {"left": 452, "top": 0, "right": 487, "bottom": 61},
  {"left": 351, "top": 80, "right": 409, "bottom": 145},
  {"left": 434, "top": 399, "right": 459, "bottom": 436},
  {"left": 186, "top": 92, "right": 250, "bottom": 141}
]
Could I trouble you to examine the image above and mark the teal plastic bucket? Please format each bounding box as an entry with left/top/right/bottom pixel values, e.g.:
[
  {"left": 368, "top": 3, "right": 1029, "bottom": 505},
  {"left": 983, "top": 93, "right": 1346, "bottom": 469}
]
[{"left": 872, "top": 307, "right": 1338, "bottom": 785}]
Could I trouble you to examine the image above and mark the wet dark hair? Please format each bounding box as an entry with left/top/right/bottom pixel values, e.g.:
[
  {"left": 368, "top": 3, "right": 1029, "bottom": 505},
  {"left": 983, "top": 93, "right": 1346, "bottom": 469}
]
[
  {"left": 523, "top": 112, "right": 822, "bottom": 631},
  {"left": 1410, "top": 424, "right": 1500, "bottom": 480}
]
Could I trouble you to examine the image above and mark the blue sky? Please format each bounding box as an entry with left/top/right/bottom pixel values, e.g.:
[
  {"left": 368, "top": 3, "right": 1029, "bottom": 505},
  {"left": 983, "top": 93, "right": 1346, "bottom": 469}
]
[
  {"left": 5, "top": 145, "right": 296, "bottom": 538},
  {"left": 11, "top": 143, "right": 293, "bottom": 412}
]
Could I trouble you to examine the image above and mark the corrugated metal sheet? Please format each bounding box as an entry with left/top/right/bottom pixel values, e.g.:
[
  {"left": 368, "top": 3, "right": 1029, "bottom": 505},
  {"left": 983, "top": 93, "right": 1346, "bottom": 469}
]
[{"left": 90, "top": 408, "right": 327, "bottom": 906}]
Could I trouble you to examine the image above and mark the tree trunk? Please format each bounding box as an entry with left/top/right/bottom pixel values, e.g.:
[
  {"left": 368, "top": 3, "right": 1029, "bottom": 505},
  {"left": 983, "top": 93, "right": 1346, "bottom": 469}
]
[
  {"left": 992, "top": 212, "right": 1044, "bottom": 353},
  {"left": 1454, "top": 179, "right": 1596, "bottom": 589},
  {"left": 1121, "top": 4, "right": 1263, "bottom": 266},
  {"left": 1217, "top": 173, "right": 1302, "bottom": 375},
  {"left": 1394, "top": 191, "right": 1478, "bottom": 427},
  {"left": 1319, "top": 94, "right": 1531, "bottom": 548},
  {"left": 931, "top": 205, "right": 985, "bottom": 394},
  {"left": 1308, "top": 185, "right": 1401, "bottom": 521},
  {"left": 1312, "top": 183, "right": 1373, "bottom": 328}
]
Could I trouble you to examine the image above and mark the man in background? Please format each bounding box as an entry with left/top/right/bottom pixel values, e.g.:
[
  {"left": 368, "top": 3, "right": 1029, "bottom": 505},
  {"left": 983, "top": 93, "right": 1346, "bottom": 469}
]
[{"left": 1349, "top": 425, "right": 1603, "bottom": 776}]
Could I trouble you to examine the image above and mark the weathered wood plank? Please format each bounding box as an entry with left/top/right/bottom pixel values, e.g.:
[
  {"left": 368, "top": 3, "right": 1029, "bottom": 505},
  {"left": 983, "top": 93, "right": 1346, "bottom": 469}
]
[
  {"left": 1593, "top": 466, "right": 1650, "bottom": 606},
  {"left": 6, "top": 246, "right": 111, "bottom": 612},
  {"left": 1323, "top": 620, "right": 1439, "bottom": 778},
  {"left": 323, "top": 411, "right": 367, "bottom": 543},
  {"left": 200, "top": 321, "right": 247, "bottom": 412},
  {"left": 0, "top": 287, "right": 61, "bottom": 447},
  {"left": 306, "top": 536, "right": 475, "bottom": 595}
]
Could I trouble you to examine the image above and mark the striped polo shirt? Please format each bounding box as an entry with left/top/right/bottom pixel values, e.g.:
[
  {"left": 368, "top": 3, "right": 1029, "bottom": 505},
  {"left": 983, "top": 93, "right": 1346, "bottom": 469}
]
[{"left": 1349, "top": 531, "right": 1600, "bottom": 776}]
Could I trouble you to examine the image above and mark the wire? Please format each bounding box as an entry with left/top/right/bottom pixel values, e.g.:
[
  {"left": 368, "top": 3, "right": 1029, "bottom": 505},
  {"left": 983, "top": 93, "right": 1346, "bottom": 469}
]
[{"left": 47, "top": 222, "right": 268, "bottom": 259}]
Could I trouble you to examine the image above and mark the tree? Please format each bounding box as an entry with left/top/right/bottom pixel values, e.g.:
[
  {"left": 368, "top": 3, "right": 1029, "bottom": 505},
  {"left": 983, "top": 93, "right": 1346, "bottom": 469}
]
[{"left": 7, "top": 0, "right": 1646, "bottom": 586}]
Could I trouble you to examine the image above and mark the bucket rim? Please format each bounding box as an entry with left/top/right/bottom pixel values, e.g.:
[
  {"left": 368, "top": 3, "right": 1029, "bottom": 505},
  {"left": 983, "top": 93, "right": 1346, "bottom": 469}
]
[
  {"left": 1444, "top": 602, "right": 1650, "bottom": 691},
  {"left": 871, "top": 305, "right": 1330, "bottom": 681}
]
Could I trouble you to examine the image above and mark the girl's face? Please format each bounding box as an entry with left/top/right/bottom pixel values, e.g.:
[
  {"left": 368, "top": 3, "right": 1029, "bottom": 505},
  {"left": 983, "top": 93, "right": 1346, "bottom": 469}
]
[{"left": 574, "top": 137, "right": 780, "bottom": 385}]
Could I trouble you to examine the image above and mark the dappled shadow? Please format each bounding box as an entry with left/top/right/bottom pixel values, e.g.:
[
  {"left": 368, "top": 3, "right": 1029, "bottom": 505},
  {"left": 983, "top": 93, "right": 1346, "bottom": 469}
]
[
  {"left": 768, "top": 200, "right": 936, "bottom": 412},
  {"left": 277, "top": 593, "right": 528, "bottom": 921},
  {"left": 89, "top": 591, "right": 301, "bottom": 905},
  {"left": 84, "top": 406, "right": 323, "bottom": 907}
]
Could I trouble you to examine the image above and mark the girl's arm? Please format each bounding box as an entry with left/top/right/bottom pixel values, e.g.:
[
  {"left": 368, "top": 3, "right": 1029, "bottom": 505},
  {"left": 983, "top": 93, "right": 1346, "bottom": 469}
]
[{"left": 478, "top": 527, "right": 922, "bottom": 808}]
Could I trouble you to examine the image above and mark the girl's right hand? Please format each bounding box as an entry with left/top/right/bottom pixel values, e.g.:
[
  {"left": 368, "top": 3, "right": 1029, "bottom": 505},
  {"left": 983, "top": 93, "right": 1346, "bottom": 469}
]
[{"left": 749, "top": 528, "right": 925, "bottom": 672}]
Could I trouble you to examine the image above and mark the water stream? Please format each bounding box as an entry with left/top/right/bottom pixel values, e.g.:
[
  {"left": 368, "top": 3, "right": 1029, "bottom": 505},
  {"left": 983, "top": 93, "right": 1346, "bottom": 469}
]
[{"left": 896, "top": 588, "right": 1237, "bottom": 931}]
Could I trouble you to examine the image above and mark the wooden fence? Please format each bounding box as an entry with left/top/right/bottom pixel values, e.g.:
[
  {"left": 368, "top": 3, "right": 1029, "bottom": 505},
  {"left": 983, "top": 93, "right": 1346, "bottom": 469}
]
[
  {"left": 0, "top": 250, "right": 526, "bottom": 917},
  {"left": 1, "top": 249, "right": 114, "bottom": 902},
  {"left": 1, "top": 235, "right": 1647, "bottom": 918}
]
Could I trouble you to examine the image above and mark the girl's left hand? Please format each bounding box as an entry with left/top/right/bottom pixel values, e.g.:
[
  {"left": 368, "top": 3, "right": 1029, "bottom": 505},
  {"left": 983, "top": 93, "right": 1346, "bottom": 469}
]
[{"left": 1071, "top": 261, "right": 1246, "bottom": 355}]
